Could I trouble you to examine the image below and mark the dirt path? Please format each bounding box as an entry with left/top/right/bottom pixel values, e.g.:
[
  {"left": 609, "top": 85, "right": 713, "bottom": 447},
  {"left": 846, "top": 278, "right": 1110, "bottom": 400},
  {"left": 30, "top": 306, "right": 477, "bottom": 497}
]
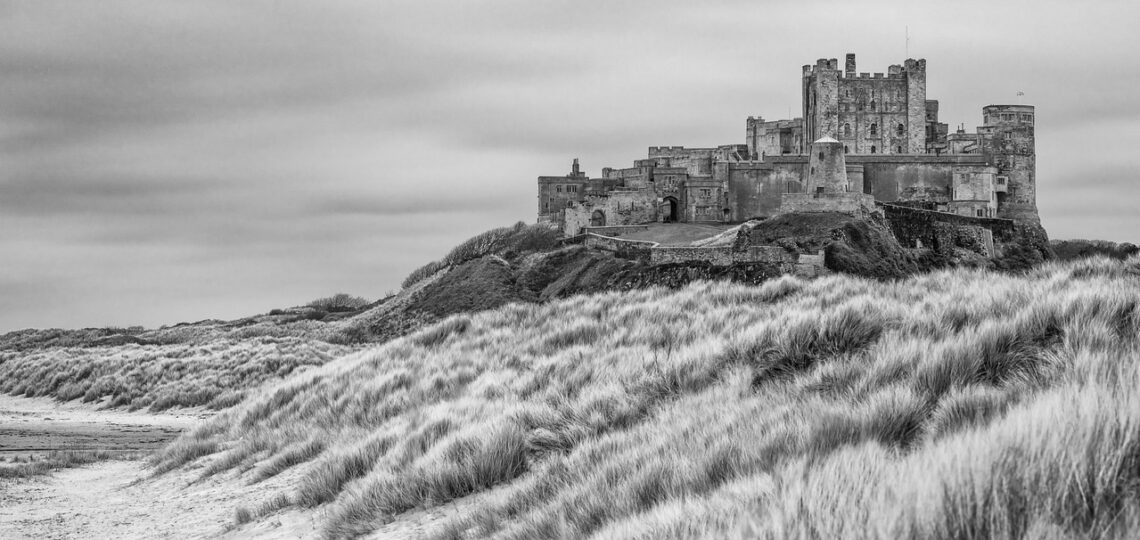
[
  {"left": 0, "top": 395, "right": 320, "bottom": 539},
  {"left": 0, "top": 395, "right": 488, "bottom": 539},
  {"left": 0, "top": 458, "right": 323, "bottom": 539}
]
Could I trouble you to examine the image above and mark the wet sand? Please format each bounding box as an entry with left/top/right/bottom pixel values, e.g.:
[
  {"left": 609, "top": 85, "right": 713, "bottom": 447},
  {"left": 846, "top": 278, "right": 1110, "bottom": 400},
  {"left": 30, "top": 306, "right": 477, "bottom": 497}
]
[{"left": 0, "top": 394, "right": 207, "bottom": 460}]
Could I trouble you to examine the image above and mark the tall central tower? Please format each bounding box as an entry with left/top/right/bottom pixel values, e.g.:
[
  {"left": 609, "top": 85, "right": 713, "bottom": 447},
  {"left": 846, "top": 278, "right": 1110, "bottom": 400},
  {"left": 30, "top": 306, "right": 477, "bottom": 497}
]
[{"left": 802, "top": 53, "right": 926, "bottom": 154}]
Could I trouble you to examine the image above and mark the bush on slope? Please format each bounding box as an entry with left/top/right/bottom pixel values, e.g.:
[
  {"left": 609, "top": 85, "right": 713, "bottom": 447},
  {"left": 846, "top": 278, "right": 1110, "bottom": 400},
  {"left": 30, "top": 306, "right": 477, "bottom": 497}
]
[{"left": 153, "top": 256, "right": 1140, "bottom": 538}]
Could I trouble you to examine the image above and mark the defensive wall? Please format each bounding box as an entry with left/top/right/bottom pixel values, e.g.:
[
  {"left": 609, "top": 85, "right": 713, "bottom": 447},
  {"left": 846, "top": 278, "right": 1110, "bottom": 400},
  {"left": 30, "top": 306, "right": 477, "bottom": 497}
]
[
  {"left": 575, "top": 231, "right": 827, "bottom": 276},
  {"left": 582, "top": 225, "right": 650, "bottom": 236},
  {"left": 725, "top": 154, "right": 994, "bottom": 219},
  {"left": 879, "top": 203, "right": 1014, "bottom": 257},
  {"left": 780, "top": 192, "right": 875, "bottom": 215}
]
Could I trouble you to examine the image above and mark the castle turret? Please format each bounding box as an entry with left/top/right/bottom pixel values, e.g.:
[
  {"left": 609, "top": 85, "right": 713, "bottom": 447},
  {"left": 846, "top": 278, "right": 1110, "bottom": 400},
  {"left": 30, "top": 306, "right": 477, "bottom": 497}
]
[
  {"left": 802, "top": 58, "right": 840, "bottom": 151},
  {"left": 807, "top": 136, "right": 848, "bottom": 193},
  {"left": 979, "top": 105, "right": 1037, "bottom": 223},
  {"left": 903, "top": 59, "right": 927, "bottom": 153},
  {"left": 778, "top": 137, "right": 873, "bottom": 215}
]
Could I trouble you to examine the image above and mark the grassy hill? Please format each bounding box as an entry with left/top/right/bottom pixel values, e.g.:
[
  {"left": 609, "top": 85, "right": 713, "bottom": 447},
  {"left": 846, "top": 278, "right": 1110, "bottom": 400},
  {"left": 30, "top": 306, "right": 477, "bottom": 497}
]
[{"left": 150, "top": 255, "right": 1140, "bottom": 538}]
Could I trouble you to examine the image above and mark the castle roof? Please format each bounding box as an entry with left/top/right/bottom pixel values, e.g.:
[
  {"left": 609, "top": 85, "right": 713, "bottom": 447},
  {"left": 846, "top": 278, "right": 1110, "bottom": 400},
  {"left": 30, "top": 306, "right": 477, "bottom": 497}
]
[{"left": 813, "top": 136, "right": 840, "bottom": 144}]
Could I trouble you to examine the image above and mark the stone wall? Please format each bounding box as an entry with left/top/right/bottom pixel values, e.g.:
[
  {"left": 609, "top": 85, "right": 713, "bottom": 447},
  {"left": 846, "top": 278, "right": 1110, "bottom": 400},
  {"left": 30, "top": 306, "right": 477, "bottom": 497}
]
[
  {"left": 726, "top": 155, "right": 995, "bottom": 222},
  {"left": 726, "top": 160, "right": 806, "bottom": 220},
  {"left": 561, "top": 189, "right": 658, "bottom": 235},
  {"left": 880, "top": 203, "right": 1014, "bottom": 257},
  {"left": 577, "top": 229, "right": 829, "bottom": 277},
  {"left": 780, "top": 192, "right": 875, "bottom": 215},
  {"left": 795, "top": 251, "right": 828, "bottom": 277},
  {"left": 582, "top": 225, "right": 650, "bottom": 237},
  {"left": 647, "top": 146, "right": 715, "bottom": 176},
  {"left": 650, "top": 245, "right": 796, "bottom": 266},
  {"left": 582, "top": 233, "right": 656, "bottom": 262}
]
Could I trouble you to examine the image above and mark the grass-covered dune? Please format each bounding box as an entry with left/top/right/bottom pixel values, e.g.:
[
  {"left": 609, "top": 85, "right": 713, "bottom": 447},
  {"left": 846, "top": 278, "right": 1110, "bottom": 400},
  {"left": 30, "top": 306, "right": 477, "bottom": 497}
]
[
  {"left": 153, "top": 255, "right": 1140, "bottom": 538},
  {"left": 0, "top": 337, "right": 354, "bottom": 411}
]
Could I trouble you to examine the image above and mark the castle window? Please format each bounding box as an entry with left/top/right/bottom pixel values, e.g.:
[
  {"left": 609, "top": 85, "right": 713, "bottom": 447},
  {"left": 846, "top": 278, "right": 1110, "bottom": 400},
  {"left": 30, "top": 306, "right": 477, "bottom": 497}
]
[
  {"left": 843, "top": 123, "right": 852, "bottom": 136},
  {"left": 870, "top": 146, "right": 877, "bottom": 153},
  {"left": 845, "top": 89, "right": 852, "bottom": 98},
  {"left": 699, "top": 188, "right": 712, "bottom": 198},
  {"left": 870, "top": 100, "right": 877, "bottom": 112},
  {"left": 818, "top": 151, "right": 825, "bottom": 160},
  {"left": 556, "top": 185, "right": 563, "bottom": 193},
  {"left": 896, "top": 146, "right": 902, "bottom": 153},
  {"left": 897, "top": 123, "right": 905, "bottom": 137},
  {"left": 869, "top": 123, "right": 878, "bottom": 136},
  {"left": 844, "top": 145, "right": 849, "bottom": 153}
]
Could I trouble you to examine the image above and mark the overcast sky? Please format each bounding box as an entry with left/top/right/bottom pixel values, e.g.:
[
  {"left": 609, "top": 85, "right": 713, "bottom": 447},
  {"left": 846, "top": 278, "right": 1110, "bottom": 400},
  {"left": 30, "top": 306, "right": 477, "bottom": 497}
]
[{"left": 1, "top": 0, "right": 1136, "bottom": 331}]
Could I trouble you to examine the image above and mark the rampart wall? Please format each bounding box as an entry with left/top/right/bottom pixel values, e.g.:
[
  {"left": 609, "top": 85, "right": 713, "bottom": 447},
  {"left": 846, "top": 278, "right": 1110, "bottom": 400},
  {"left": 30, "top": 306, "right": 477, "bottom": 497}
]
[
  {"left": 579, "top": 230, "right": 827, "bottom": 276},
  {"left": 780, "top": 192, "right": 875, "bottom": 214},
  {"left": 582, "top": 225, "right": 650, "bottom": 236},
  {"left": 879, "top": 203, "right": 1014, "bottom": 257},
  {"left": 581, "top": 233, "right": 657, "bottom": 262}
]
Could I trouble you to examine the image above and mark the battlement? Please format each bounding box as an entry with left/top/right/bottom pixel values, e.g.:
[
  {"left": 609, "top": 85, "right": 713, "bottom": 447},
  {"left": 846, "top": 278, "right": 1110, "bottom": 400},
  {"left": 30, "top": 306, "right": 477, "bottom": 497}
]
[
  {"left": 903, "top": 58, "right": 926, "bottom": 73},
  {"left": 983, "top": 105, "right": 1035, "bottom": 126},
  {"left": 810, "top": 54, "right": 917, "bottom": 79},
  {"left": 803, "top": 58, "right": 839, "bottom": 76}
]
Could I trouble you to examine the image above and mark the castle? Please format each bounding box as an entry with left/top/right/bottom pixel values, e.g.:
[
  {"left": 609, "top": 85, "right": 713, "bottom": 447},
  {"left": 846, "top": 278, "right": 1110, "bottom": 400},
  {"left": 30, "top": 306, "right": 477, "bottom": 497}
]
[{"left": 537, "top": 53, "right": 1040, "bottom": 237}]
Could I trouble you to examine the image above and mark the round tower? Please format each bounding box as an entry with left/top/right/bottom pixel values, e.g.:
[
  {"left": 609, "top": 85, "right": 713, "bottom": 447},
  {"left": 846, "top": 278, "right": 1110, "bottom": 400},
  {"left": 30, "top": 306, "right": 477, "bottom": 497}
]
[
  {"left": 807, "top": 136, "right": 849, "bottom": 193},
  {"left": 980, "top": 105, "right": 1037, "bottom": 223}
]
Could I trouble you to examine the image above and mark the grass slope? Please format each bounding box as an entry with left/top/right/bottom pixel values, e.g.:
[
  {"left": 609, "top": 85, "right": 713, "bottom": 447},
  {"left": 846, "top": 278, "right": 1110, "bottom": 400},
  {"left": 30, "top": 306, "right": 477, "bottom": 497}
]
[
  {"left": 153, "top": 255, "right": 1140, "bottom": 538},
  {"left": 0, "top": 337, "right": 354, "bottom": 411}
]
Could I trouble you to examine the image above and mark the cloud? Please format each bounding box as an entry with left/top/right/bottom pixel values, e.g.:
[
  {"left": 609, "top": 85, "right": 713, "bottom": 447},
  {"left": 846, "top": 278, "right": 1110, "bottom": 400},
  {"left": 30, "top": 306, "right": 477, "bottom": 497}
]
[{"left": 0, "top": 0, "right": 1137, "bottom": 330}]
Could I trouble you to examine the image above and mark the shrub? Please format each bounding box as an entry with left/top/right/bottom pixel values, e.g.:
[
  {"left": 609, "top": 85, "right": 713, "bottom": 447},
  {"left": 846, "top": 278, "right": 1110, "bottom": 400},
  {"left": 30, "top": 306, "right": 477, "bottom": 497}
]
[
  {"left": 233, "top": 506, "right": 253, "bottom": 525},
  {"left": 306, "top": 293, "right": 370, "bottom": 312}
]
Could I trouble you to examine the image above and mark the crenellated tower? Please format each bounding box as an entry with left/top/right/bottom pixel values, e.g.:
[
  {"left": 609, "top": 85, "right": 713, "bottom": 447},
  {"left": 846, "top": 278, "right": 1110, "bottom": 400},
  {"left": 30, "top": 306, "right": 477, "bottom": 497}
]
[
  {"left": 978, "top": 105, "right": 1038, "bottom": 224},
  {"left": 803, "top": 54, "right": 927, "bottom": 155}
]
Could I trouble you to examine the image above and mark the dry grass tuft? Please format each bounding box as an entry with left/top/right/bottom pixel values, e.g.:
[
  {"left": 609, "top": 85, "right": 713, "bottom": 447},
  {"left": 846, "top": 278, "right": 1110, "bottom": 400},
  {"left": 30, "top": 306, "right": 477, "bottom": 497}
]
[{"left": 0, "top": 449, "right": 124, "bottom": 479}]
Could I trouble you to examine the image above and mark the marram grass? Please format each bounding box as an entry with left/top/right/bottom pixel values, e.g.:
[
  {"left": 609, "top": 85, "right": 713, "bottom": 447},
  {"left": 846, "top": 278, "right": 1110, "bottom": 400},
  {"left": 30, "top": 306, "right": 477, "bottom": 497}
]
[{"left": 152, "top": 255, "right": 1140, "bottom": 539}]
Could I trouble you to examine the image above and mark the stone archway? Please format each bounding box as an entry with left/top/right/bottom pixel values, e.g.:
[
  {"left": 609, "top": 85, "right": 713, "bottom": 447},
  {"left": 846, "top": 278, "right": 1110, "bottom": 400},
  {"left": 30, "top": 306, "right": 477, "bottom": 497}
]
[
  {"left": 590, "top": 210, "right": 606, "bottom": 227},
  {"left": 662, "top": 197, "right": 679, "bottom": 223}
]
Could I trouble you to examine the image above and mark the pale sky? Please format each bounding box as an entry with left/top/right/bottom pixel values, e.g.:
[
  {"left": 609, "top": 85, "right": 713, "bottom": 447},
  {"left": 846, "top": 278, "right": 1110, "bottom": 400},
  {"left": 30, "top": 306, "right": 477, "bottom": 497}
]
[{"left": 2, "top": 0, "right": 1137, "bottom": 331}]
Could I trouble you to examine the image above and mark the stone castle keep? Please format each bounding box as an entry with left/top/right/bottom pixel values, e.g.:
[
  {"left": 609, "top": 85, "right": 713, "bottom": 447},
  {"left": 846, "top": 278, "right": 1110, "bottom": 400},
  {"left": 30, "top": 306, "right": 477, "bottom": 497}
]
[{"left": 537, "top": 53, "right": 1040, "bottom": 235}]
